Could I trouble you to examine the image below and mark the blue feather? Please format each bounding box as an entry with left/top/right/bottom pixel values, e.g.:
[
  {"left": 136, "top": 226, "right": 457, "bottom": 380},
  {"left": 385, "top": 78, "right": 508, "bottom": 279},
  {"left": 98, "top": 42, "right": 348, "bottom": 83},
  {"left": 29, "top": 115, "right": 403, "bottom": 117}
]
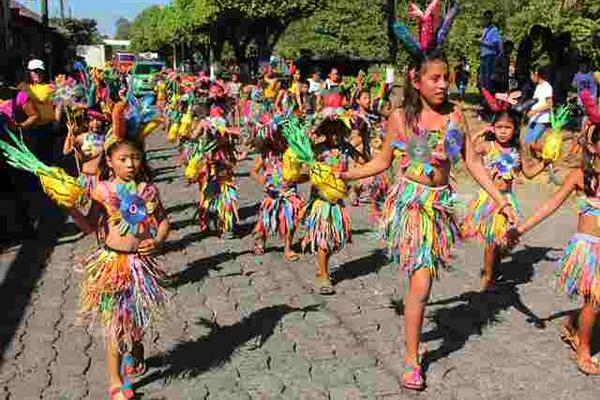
[
  {"left": 436, "top": 2, "right": 460, "bottom": 47},
  {"left": 392, "top": 21, "right": 423, "bottom": 59}
]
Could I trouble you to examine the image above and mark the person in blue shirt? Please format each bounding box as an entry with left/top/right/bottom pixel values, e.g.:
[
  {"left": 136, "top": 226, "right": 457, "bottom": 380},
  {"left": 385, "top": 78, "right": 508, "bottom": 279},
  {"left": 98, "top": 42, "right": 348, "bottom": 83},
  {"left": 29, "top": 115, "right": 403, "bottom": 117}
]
[{"left": 479, "top": 10, "right": 503, "bottom": 93}]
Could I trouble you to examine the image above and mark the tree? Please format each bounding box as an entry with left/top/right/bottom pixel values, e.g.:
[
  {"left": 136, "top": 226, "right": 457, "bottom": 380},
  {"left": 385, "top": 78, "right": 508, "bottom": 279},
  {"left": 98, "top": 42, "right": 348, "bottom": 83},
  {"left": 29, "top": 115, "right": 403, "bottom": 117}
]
[
  {"left": 275, "top": 0, "right": 388, "bottom": 60},
  {"left": 55, "top": 18, "right": 102, "bottom": 45},
  {"left": 114, "top": 17, "right": 132, "bottom": 40}
]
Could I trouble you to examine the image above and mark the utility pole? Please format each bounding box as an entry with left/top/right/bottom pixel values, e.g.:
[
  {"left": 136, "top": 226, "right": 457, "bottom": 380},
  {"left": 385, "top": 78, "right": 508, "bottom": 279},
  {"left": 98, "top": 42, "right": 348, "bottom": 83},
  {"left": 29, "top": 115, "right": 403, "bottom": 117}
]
[
  {"left": 60, "top": 0, "right": 66, "bottom": 24},
  {"left": 41, "top": 0, "right": 48, "bottom": 26},
  {"left": 386, "top": 0, "right": 397, "bottom": 63}
]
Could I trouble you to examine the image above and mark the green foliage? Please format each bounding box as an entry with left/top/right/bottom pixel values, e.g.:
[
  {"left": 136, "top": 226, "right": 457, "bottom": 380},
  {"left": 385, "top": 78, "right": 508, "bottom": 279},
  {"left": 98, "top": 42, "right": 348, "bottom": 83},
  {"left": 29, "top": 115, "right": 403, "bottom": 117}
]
[
  {"left": 57, "top": 18, "right": 102, "bottom": 45},
  {"left": 275, "top": 0, "right": 388, "bottom": 59},
  {"left": 114, "top": 17, "right": 131, "bottom": 40},
  {"left": 128, "top": 0, "right": 600, "bottom": 68}
]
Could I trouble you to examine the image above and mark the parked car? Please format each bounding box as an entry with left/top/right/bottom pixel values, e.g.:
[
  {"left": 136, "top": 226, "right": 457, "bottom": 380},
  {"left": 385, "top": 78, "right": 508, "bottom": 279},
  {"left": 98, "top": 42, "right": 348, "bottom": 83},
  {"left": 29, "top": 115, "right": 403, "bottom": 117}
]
[
  {"left": 130, "top": 61, "right": 165, "bottom": 97},
  {"left": 111, "top": 52, "right": 136, "bottom": 73}
]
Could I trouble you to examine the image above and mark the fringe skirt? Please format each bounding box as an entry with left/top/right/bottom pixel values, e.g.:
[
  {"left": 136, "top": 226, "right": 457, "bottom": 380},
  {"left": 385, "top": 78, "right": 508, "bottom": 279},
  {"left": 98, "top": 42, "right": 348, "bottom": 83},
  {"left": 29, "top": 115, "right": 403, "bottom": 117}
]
[
  {"left": 254, "top": 186, "right": 304, "bottom": 239},
  {"left": 80, "top": 247, "right": 167, "bottom": 352},
  {"left": 380, "top": 177, "right": 459, "bottom": 277},
  {"left": 462, "top": 189, "right": 521, "bottom": 246},
  {"left": 558, "top": 233, "right": 600, "bottom": 305},
  {"left": 300, "top": 196, "right": 351, "bottom": 253},
  {"left": 199, "top": 176, "right": 239, "bottom": 233}
]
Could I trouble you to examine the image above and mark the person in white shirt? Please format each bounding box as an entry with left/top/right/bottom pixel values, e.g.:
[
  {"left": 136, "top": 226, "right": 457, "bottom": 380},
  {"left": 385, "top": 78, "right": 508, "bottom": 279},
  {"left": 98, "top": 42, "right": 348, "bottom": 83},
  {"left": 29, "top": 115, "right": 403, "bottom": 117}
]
[
  {"left": 524, "top": 65, "right": 553, "bottom": 152},
  {"left": 324, "top": 67, "right": 340, "bottom": 90}
]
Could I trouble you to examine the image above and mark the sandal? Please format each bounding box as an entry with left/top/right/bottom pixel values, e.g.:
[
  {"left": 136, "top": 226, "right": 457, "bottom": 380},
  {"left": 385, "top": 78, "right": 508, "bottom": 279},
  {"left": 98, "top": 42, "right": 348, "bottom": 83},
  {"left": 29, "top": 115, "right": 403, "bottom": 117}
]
[
  {"left": 108, "top": 380, "right": 134, "bottom": 400},
  {"left": 254, "top": 242, "right": 265, "bottom": 255},
  {"left": 560, "top": 324, "right": 579, "bottom": 352},
  {"left": 122, "top": 354, "right": 147, "bottom": 379},
  {"left": 401, "top": 364, "right": 425, "bottom": 391},
  {"left": 315, "top": 276, "right": 335, "bottom": 295},
  {"left": 284, "top": 252, "right": 301, "bottom": 263},
  {"left": 575, "top": 355, "right": 600, "bottom": 375}
]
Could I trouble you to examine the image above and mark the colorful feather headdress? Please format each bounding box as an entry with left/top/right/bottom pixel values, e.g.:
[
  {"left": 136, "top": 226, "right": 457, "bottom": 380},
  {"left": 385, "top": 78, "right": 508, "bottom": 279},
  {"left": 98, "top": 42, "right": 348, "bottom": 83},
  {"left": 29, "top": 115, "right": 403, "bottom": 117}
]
[{"left": 393, "top": 0, "right": 460, "bottom": 60}]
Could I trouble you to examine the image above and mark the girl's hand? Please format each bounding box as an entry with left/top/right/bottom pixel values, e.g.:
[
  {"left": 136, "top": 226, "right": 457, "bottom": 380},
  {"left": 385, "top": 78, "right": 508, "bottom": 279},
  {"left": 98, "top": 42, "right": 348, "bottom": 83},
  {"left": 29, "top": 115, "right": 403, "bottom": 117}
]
[
  {"left": 504, "top": 227, "right": 521, "bottom": 248},
  {"left": 138, "top": 238, "right": 157, "bottom": 255},
  {"left": 475, "top": 125, "right": 493, "bottom": 138},
  {"left": 499, "top": 203, "right": 518, "bottom": 226}
]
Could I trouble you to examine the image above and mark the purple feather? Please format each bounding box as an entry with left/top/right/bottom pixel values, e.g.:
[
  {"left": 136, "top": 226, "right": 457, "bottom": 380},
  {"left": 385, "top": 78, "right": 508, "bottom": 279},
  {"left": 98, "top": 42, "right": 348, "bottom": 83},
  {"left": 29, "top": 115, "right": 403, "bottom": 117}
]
[
  {"left": 436, "top": 2, "right": 460, "bottom": 47},
  {"left": 392, "top": 21, "right": 424, "bottom": 59}
]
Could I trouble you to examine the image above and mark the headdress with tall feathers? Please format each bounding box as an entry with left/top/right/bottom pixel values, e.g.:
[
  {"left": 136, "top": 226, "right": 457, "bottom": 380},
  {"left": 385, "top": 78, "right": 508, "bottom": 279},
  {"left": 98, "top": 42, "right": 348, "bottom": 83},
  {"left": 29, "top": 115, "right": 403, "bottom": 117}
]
[{"left": 393, "top": 1, "right": 460, "bottom": 60}]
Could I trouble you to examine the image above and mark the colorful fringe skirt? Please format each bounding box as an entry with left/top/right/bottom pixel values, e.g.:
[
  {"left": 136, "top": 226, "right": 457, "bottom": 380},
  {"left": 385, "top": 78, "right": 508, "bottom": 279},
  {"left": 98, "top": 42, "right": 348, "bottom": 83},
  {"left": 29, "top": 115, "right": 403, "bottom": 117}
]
[
  {"left": 199, "top": 177, "right": 239, "bottom": 233},
  {"left": 557, "top": 233, "right": 600, "bottom": 305},
  {"left": 380, "top": 178, "right": 459, "bottom": 277},
  {"left": 77, "top": 173, "right": 99, "bottom": 208},
  {"left": 462, "top": 189, "right": 521, "bottom": 245},
  {"left": 301, "top": 195, "right": 351, "bottom": 253},
  {"left": 80, "top": 247, "right": 167, "bottom": 351},
  {"left": 254, "top": 186, "right": 304, "bottom": 239}
]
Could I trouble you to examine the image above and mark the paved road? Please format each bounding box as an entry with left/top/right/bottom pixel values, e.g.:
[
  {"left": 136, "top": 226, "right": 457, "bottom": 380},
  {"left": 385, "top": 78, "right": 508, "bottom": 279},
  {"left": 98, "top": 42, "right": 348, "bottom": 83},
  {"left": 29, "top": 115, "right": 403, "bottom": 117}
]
[{"left": 1, "top": 131, "right": 598, "bottom": 399}]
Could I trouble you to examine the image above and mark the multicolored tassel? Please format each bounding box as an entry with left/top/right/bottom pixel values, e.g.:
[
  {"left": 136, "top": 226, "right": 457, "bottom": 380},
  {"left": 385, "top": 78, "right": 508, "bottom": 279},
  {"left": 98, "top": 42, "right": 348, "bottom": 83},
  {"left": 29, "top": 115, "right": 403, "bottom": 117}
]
[
  {"left": 380, "top": 178, "right": 459, "bottom": 277},
  {"left": 255, "top": 186, "right": 304, "bottom": 240},
  {"left": 462, "top": 189, "right": 521, "bottom": 246},
  {"left": 79, "top": 247, "right": 166, "bottom": 351},
  {"left": 199, "top": 177, "right": 239, "bottom": 233},
  {"left": 557, "top": 233, "right": 600, "bottom": 305},
  {"left": 300, "top": 197, "right": 351, "bottom": 254}
]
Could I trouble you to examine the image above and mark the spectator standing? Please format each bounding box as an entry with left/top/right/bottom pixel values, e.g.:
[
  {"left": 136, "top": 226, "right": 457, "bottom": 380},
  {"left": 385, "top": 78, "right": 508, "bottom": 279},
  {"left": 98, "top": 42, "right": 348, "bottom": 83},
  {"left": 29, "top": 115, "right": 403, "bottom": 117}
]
[
  {"left": 454, "top": 57, "right": 470, "bottom": 101},
  {"left": 494, "top": 41, "right": 513, "bottom": 93},
  {"left": 479, "top": 10, "right": 503, "bottom": 93}
]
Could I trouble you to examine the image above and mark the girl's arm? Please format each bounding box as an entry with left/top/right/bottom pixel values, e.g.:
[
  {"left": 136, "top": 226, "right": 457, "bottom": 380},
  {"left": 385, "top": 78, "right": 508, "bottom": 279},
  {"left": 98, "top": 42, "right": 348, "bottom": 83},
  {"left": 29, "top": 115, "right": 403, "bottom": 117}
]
[
  {"left": 18, "top": 100, "right": 39, "bottom": 130},
  {"left": 518, "top": 169, "right": 580, "bottom": 234},
  {"left": 464, "top": 118, "right": 513, "bottom": 212},
  {"left": 528, "top": 96, "right": 553, "bottom": 117},
  {"left": 139, "top": 194, "right": 170, "bottom": 255},
  {"left": 521, "top": 155, "right": 546, "bottom": 179},
  {"left": 68, "top": 201, "right": 101, "bottom": 234},
  {"left": 339, "top": 109, "right": 399, "bottom": 180},
  {"left": 62, "top": 122, "right": 78, "bottom": 155},
  {"left": 249, "top": 156, "right": 266, "bottom": 185}
]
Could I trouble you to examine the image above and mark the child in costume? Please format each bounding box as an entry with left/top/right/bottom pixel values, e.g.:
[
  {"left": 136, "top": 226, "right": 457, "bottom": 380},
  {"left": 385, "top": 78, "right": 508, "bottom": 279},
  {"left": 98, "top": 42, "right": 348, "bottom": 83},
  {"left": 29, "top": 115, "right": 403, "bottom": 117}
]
[
  {"left": 340, "top": 1, "right": 517, "bottom": 390},
  {"left": 251, "top": 131, "right": 304, "bottom": 262},
  {"left": 301, "top": 118, "right": 353, "bottom": 294},
  {"left": 196, "top": 105, "right": 240, "bottom": 235},
  {"left": 462, "top": 109, "right": 546, "bottom": 291},
  {"left": 507, "top": 103, "right": 600, "bottom": 375},
  {"left": 349, "top": 89, "right": 375, "bottom": 206},
  {"left": 68, "top": 135, "right": 170, "bottom": 399},
  {"left": 63, "top": 109, "right": 107, "bottom": 200}
]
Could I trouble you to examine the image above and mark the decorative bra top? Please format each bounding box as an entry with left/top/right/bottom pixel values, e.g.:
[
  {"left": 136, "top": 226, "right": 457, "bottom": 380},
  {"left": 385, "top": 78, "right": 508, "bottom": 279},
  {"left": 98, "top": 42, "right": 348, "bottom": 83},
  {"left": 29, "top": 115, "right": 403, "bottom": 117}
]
[
  {"left": 264, "top": 155, "right": 295, "bottom": 192},
  {"left": 81, "top": 132, "right": 104, "bottom": 157},
  {"left": 577, "top": 185, "right": 600, "bottom": 217},
  {"left": 391, "top": 119, "right": 464, "bottom": 177},
  {"left": 483, "top": 142, "right": 521, "bottom": 181},
  {"left": 92, "top": 181, "right": 160, "bottom": 238},
  {"left": 318, "top": 147, "right": 349, "bottom": 172}
]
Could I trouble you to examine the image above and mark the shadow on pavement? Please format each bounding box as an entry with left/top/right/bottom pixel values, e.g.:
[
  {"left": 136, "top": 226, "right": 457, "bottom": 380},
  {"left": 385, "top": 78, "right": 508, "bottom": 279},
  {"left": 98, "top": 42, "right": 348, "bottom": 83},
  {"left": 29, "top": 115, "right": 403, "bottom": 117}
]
[
  {"left": 0, "top": 202, "right": 65, "bottom": 359},
  {"left": 417, "top": 245, "right": 558, "bottom": 372},
  {"left": 138, "top": 304, "right": 321, "bottom": 385},
  {"left": 332, "top": 250, "right": 388, "bottom": 284},
  {"left": 164, "top": 250, "right": 252, "bottom": 288}
]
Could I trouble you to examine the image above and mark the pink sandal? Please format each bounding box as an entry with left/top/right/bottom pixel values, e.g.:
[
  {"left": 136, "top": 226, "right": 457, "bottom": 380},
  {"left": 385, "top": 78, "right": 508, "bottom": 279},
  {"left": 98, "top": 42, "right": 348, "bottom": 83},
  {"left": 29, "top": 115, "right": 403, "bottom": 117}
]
[{"left": 401, "top": 364, "right": 425, "bottom": 391}]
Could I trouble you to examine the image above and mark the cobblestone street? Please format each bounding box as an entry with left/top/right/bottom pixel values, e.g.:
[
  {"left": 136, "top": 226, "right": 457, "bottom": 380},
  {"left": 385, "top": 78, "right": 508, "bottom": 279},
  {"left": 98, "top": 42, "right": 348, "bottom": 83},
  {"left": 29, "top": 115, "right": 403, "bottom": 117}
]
[{"left": 1, "top": 131, "right": 599, "bottom": 399}]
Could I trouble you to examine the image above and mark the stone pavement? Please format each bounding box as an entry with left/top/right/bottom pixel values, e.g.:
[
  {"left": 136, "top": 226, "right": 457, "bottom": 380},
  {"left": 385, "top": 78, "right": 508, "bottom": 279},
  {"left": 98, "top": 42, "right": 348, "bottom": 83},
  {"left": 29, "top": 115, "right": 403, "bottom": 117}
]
[{"left": 1, "top": 131, "right": 599, "bottom": 399}]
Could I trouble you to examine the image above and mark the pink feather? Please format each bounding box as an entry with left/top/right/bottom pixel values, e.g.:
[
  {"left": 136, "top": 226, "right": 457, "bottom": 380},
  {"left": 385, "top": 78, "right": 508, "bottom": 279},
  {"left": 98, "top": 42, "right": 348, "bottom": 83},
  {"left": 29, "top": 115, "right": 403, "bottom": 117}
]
[{"left": 580, "top": 90, "right": 600, "bottom": 124}]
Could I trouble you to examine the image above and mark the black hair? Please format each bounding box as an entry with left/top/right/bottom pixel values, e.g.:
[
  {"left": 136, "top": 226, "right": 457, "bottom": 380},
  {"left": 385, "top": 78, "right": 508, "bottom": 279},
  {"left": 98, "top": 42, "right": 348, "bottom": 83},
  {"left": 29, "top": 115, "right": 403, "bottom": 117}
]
[
  {"left": 583, "top": 127, "right": 600, "bottom": 197},
  {"left": 402, "top": 50, "right": 448, "bottom": 128},
  {"left": 492, "top": 110, "right": 521, "bottom": 148},
  {"left": 99, "top": 139, "right": 150, "bottom": 182},
  {"left": 315, "top": 119, "right": 351, "bottom": 139},
  {"left": 534, "top": 64, "right": 551, "bottom": 80},
  {"left": 483, "top": 10, "right": 493, "bottom": 19}
]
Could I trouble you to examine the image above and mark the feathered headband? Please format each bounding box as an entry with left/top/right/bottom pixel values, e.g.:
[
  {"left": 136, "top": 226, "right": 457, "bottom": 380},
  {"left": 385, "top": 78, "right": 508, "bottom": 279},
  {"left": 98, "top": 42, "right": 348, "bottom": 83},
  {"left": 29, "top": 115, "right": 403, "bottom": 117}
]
[
  {"left": 393, "top": 0, "right": 460, "bottom": 60},
  {"left": 481, "top": 88, "right": 538, "bottom": 115}
]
